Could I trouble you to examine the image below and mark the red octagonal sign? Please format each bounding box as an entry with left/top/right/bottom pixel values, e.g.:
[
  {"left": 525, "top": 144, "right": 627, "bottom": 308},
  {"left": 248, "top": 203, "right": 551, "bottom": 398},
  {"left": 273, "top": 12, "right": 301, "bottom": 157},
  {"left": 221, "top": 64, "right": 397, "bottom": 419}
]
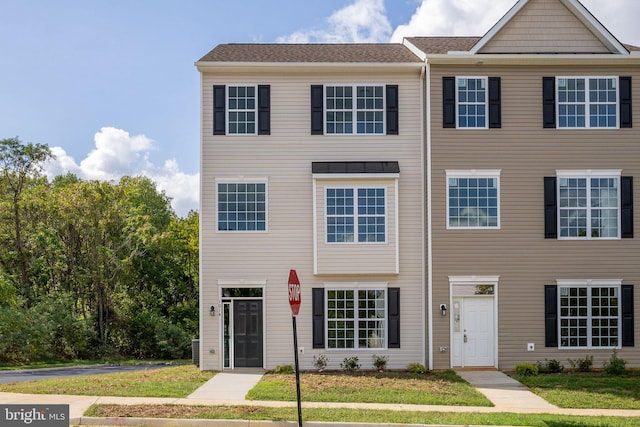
[{"left": 288, "top": 269, "right": 301, "bottom": 316}]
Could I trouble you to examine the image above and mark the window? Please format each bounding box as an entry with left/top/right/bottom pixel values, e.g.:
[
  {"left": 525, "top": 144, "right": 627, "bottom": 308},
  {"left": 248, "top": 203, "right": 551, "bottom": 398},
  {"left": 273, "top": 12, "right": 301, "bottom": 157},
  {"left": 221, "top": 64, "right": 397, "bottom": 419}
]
[
  {"left": 446, "top": 171, "right": 500, "bottom": 228},
  {"left": 228, "top": 86, "right": 256, "bottom": 134},
  {"left": 326, "top": 188, "right": 386, "bottom": 243},
  {"left": 324, "top": 85, "right": 385, "bottom": 134},
  {"left": 217, "top": 182, "right": 266, "bottom": 231},
  {"left": 327, "top": 289, "right": 386, "bottom": 349},
  {"left": 559, "top": 285, "right": 620, "bottom": 348},
  {"left": 557, "top": 77, "right": 618, "bottom": 128},
  {"left": 213, "top": 85, "right": 270, "bottom": 135},
  {"left": 558, "top": 172, "right": 620, "bottom": 239},
  {"left": 457, "top": 77, "right": 487, "bottom": 128}
]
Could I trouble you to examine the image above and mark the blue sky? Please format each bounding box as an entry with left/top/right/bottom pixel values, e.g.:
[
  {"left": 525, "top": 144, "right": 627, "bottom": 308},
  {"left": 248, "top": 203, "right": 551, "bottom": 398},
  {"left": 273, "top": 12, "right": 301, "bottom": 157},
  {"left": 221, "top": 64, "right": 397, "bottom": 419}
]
[{"left": 1, "top": 0, "right": 638, "bottom": 215}]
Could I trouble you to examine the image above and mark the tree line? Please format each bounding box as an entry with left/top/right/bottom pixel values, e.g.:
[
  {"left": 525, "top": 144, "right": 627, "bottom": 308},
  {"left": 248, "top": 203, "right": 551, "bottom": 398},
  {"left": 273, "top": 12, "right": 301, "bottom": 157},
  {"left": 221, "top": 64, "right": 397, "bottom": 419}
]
[{"left": 0, "top": 137, "right": 199, "bottom": 363}]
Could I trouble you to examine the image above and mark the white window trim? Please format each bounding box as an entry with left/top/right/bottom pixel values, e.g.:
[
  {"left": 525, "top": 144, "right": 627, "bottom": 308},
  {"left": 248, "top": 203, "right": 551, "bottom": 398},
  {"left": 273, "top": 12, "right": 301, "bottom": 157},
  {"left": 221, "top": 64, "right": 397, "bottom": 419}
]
[
  {"left": 556, "top": 279, "right": 622, "bottom": 350},
  {"left": 323, "top": 84, "right": 386, "bottom": 135},
  {"left": 325, "top": 286, "right": 388, "bottom": 351},
  {"left": 446, "top": 170, "right": 501, "bottom": 230},
  {"left": 555, "top": 76, "right": 620, "bottom": 129},
  {"left": 227, "top": 84, "right": 258, "bottom": 136},
  {"left": 215, "top": 177, "right": 269, "bottom": 233},
  {"left": 556, "top": 170, "right": 622, "bottom": 240},
  {"left": 456, "top": 76, "right": 488, "bottom": 129},
  {"left": 325, "top": 186, "right": 388, "bottom": 244}
]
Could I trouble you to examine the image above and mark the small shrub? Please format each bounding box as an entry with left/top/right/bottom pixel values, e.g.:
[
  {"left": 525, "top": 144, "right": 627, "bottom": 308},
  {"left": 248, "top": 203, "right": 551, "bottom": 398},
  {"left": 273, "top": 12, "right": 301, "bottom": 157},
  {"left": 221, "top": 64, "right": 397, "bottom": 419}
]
[
  {"left": 341, "top": 356, "right": 360, "bottom": 372},
  {"left": 372, "top": 354, "right": 388, "bottom": 371},
  {"left": 515, "top": 362, "right": 539, "bottom": 376},
  {"left": 313, "top": 354, "right": 328, "bottom": 372},
  {"left": 406, "top": 362, "right": 428, "bottom": 374},
  {"left": 273, "top": 364, "right": 294, "bottom": 374},
  {"left": 568, "top": 355, "right": 593, "bottom": 372},
  {"left": 603, "top": 349, "right": 627, "bottom": 376},
  {"left": 536, "top": 358, "right": 564, "bottom": 374}
]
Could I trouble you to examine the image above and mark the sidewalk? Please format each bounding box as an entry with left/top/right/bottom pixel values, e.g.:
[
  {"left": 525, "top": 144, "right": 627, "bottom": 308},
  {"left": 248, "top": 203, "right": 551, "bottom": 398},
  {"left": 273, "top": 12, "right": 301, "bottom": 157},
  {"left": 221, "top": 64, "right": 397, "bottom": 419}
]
[{"left": 2, "top": 370, "right": 640, "bottom": 426}]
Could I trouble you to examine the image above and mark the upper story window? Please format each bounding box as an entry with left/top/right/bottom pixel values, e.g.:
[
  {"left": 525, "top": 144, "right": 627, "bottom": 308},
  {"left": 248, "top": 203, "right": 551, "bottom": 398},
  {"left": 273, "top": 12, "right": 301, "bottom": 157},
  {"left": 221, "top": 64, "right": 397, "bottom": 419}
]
[
  {"left": 326, "top": 187, "right": 386, "bottom": 243},
  {"left": 457, "top": 77, "right": 487, "bottom": 128},
  {"left": 217, "top": 182, "right": 267, "bottom": 231},
  {"left": 228, "top": 86, "right": 256, "bottom": 134},
  {"left": 213, "top": 85, "right": 270, "bottom": 135},
  {"left": 442, "top": 76, "right": 501, "bottom": 129},
  {"left": 446, "top": 170, "right": 501, "bottom": 229},
  {"left": 557, "top": 77, "right": 618, "bottom": 128},
  {"left": 543, "top": 76, "right": 632, "bottom": 129},
  {"left": 311, "top": 85, "right": 399, "bottom": 135}
]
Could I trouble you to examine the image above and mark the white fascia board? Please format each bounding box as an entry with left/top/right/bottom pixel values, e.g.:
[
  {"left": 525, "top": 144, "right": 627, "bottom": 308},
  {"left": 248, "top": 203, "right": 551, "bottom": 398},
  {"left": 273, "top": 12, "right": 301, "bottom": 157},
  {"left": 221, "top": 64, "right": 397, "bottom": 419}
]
[
  {"left": 470, "top": 0, "right": 530, "bottom": 54},
  {"left": 402, "top": 38, "right": 427, "bottom": 61},
  {"left": 195, "top": 61, "right": 423, "bottom": 73},
  {"left": 424, "top": 53, "right": 640, "bottom": 66}
]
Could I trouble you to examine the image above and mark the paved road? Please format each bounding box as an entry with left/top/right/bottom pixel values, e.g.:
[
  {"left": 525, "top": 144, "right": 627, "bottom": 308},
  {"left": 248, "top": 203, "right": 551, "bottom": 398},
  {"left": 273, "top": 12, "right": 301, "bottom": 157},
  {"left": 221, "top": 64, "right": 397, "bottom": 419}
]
[{"left": 0, "top": 363, "right": 176, "bottom": 384}]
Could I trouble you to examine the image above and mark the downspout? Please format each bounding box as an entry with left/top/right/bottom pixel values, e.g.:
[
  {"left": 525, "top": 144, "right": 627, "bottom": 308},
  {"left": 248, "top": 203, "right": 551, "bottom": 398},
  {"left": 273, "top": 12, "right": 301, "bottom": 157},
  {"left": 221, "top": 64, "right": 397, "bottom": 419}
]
[
  {"left": 420, "top": 64, "right": 427, "bottom": 368},
  {"left": 425, "top": 59, "right": 434, "bottom": 370},
  {"left": 198, "top": 70, "right": 205, "bottom": 370}
]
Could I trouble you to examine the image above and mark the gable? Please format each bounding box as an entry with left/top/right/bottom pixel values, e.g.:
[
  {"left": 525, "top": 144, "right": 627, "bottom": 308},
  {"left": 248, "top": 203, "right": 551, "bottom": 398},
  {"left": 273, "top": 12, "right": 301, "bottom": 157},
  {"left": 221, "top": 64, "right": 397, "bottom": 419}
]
[{"left": 475, "top": 0, "right": 626, "bottom": 54}]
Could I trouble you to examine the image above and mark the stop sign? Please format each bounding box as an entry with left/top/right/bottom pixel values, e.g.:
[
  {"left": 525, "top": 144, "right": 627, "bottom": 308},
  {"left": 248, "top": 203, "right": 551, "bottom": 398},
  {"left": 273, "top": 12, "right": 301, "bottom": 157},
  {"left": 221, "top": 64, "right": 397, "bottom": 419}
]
[{"left": 288, "top": 269, "right": 301, "bottom": 316}]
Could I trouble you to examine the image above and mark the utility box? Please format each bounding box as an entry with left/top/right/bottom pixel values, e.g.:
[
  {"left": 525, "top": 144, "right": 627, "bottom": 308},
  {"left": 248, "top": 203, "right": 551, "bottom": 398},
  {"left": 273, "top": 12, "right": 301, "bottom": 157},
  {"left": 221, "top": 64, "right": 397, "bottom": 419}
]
[{"left": 192, "top": 339, "right": 200, "bottom": 367}]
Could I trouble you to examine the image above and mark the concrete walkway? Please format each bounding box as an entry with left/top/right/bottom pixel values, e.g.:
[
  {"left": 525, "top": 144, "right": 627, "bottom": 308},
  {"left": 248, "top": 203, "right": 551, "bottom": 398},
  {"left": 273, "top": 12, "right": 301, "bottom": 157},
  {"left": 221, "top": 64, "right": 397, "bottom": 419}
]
[{"left": 2, "top": 369, "right": 640, "bottom": 426}]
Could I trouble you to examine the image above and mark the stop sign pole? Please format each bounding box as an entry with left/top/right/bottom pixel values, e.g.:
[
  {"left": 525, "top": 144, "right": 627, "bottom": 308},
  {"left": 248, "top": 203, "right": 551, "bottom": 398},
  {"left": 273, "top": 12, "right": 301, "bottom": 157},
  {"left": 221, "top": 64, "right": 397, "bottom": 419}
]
[{"left": 288, "top": 269, "right": 303, "bottom": 427}]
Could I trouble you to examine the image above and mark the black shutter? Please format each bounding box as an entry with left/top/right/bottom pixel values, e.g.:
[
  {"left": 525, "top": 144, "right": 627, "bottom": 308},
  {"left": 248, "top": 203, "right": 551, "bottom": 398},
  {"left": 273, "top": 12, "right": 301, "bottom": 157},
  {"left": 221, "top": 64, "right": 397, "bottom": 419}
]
[
  {"left": 488, "top": 77, "right": 501, "bottom": 128},
  {"left": 386, "top": 85, "right": 399, "bottom": 135},
  {"left": 257, "top": 85, "right": 270, "bottom": 135},
  {"left": 544, "top": 177, "right": 557, "bottom": 238},
  {"left": 388, "top": 288, "right": 400, "bottom": 348},
  {"left": 311, "top": 85, "right": 324, "bottom": 135},
  {"left": 621, "top": 176, "right": 634, "bottom": 238},
  {"left": 312, "top": 288, "right": 325, "bottom": 348},
  {"left": 543, "top": 77, "right": 556, "bottom": 128},
  {"left": 621, "top": 285, "right": 634, "bottom": 347},
  {"left": 213, "top": 85, "right": 226, "bottom": 135},
  {"left": 620, "top": 76, "right": 632, "bottom": 128},
  {"left": 443, "top": 77, "right": 456, "bottom": 128},
  {"left": 545, "top": 285, "right": 558, "bottom": 347}
]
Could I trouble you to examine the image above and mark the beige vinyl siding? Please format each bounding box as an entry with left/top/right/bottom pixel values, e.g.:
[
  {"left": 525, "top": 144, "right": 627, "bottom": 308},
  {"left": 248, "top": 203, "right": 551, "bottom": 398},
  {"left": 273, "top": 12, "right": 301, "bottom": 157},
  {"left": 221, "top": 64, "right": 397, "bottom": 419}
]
[
  {"left": 314, "top": 177, "right": 398, "bottom": 275},
  {"left": 479, "top": 0, "right": 610, "bottom": 53},
  {"left": 430, "top": 64, "right": 640, "bottom": 370},
  {"left": 200, "top": 68, "right": 425, "bottom": 370}
]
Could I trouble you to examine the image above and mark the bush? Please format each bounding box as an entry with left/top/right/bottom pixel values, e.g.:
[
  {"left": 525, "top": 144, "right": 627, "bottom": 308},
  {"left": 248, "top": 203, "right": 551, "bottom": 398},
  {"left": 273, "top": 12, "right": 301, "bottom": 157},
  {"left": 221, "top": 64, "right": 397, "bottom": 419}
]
[
  {"left": 515, "top": 362, "right": 539, "bottom": 376},
  {"left": 372, "top": 354, "right": 388, "bottom": 371},
  {"left": 568, "top": 355, "right": 593, "bottom": 372},
  {"left": 406, "top": 362, "right": 428, "bottom": 374},
  {"left": 341, "top": 356, "right": 360, "bottom": 372},
  {"left": 603, "top": 350, "right": 627, "bottom": 376},
  {"left": 273, "top": 364, "right": 294, "bottom": 374},
  {"left": 313, "top": 354, "right": 328, "bottom": 372},
  {"left": 536, "top": 358, "right": 564, "bottom": 374}
]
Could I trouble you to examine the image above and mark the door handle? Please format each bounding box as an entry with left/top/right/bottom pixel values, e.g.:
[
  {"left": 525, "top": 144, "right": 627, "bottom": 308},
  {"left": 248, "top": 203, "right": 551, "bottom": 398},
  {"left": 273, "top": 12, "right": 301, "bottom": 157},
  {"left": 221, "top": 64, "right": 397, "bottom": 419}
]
[{"left": 463, "top": 334, "right": 468, "bottom": 343}]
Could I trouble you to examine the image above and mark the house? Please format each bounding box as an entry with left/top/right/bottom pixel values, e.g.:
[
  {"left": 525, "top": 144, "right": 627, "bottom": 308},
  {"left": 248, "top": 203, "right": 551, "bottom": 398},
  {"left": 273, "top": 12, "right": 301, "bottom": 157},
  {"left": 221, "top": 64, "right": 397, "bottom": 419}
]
[{"left": 196, "top": 0, "right": 640, "bottom": 371}]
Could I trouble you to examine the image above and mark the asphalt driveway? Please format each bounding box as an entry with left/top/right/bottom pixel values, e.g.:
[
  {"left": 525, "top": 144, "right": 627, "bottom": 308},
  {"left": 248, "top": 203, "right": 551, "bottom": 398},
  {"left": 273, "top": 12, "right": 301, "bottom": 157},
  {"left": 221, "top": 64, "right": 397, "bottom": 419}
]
[{"left": 0, "top": 363, "right": 175, "bottom": 384}]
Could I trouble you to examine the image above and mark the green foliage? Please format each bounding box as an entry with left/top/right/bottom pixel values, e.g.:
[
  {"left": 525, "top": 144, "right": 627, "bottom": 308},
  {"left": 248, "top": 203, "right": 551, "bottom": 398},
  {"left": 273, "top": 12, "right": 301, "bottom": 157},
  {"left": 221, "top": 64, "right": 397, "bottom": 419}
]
[
  {"left": 313, "top": 354, "right": 328, "bottom": 371},
  {"left": 604, "top": 350, "right": 627, "bottom": 376},
  {"left": 406, "top": 362, "right": 428, "bottom": 374},
  {"left": 340, "top": 356, "right": 360, "bottom": 372},
  {"left": 568, "top": 355, "right": 594, "bottom": 372},
  {"left": 515, "top": 362, "right": 539, "bottom": 376},
  {"left": 536, "top": 358, "right": 564, "bottom": 374},
  {"left": 372, "top": 354, "right": 388, "bottom": 371},
  {"left": 273, "top": 364, "right": 294, "bottom": 374}
]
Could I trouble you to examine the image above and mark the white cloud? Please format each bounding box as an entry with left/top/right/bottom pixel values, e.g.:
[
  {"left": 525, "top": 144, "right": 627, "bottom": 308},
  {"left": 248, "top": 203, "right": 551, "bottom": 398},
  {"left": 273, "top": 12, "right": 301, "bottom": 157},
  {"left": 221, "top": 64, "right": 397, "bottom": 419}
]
[
  {"left": 391, "top": 0, "right": 640, "bottom": 46},
  {"left": 44, "top": 127, "right": 199, "bottom": 217},
  {"left": 278, "top": 0, "right": 392, "bottom": 43}
]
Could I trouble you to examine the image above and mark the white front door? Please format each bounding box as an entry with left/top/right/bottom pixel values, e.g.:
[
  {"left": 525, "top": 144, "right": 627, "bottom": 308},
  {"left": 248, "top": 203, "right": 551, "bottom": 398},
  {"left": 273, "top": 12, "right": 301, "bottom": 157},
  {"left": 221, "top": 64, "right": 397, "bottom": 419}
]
[{"left": 462, "top": 297, "right": 494, "bottom": 366}]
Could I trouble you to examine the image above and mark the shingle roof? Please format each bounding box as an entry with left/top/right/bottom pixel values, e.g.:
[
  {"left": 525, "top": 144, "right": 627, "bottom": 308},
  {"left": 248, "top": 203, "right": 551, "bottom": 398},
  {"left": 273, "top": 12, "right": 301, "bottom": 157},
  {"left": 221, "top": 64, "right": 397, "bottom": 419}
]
[
  {"left": 404, "top": 37, "right": 482, "bottom": 54},
  {"left": 198, "top": 43, "right": 422, "bottom": 63}
]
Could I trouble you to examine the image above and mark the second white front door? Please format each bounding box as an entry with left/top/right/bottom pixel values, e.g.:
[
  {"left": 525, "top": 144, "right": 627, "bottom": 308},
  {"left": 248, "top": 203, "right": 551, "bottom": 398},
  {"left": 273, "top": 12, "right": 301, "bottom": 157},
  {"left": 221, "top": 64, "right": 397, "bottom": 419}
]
[{"left": 453, "top": 297, "right": 495, "bottom": 367}]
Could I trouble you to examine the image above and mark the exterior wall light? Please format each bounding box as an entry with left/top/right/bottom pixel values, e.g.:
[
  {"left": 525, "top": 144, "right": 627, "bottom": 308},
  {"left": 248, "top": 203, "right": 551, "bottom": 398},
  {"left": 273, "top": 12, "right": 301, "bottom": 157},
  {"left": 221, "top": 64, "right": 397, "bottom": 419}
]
[
  {"left": 440, "top": 304, "right": 447, "bottom": 316},
  {"left": 210, "top": 305, "right": 216, "bottom": 316}
]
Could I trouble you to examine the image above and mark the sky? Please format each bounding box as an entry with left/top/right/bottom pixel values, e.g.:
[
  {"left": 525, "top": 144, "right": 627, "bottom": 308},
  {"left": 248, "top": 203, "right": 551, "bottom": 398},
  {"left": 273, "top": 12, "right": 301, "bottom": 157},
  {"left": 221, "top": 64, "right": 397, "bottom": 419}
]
[{"left": 1, "top": 0, "right": 638, "bottom": 216}]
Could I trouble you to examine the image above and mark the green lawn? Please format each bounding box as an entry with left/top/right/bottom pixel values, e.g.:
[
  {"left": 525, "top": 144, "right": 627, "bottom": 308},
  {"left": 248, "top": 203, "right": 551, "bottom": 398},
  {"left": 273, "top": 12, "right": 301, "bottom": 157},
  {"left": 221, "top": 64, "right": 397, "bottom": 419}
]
[
  {"left": 86, "top": 404, "right": 640, "bottom": 427},
  {"left": 0, "top": 365, "right": 214, "bottom": 398},
  {"left": 514, "top": 371, "right": 640, "bottom": 409},
  {"left": 246, "top": 370, "right": 492, "bottom": 406}
]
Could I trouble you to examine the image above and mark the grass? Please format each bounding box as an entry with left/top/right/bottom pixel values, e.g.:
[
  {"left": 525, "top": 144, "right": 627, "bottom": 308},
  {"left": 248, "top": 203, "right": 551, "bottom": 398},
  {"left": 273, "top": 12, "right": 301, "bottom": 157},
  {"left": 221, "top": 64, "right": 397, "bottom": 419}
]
[
  {"left": 514, "top": 370, "right": 640, "bottom": 409},
  {"left": 0, "top": 365, "right": 214, "bottom": 398},
  {"left": 246, "top": 370, "right": 492, "bottom": 406},
  {"left": 86, "top": 404, "right": 640, "bottom": 426}
]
